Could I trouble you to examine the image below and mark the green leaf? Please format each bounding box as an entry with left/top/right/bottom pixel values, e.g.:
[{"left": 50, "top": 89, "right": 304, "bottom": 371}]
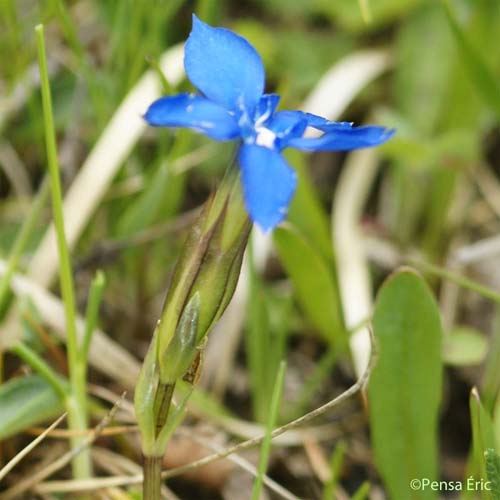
[
  {"left": 286, "top": 150, "right": 334, "bottom": 265},
  {"left": 470, "top": 388, "right": 497, "bottom": 499},
  {"left": 485, "top": 449, "right": 500, "bottom": 500},
  {"left": 0, "top": 375, "right": 64, "bottom": 439},
  {"left": 443, "top": 327, "right": 488, "bottom": 366},
  {"left": 274, "top": 225, "right": 344, "bottom": 343},
  {"left": 394, "top": 4, "right": 454, "bottom": 135},
  {"left": 245, "top": 253, "right": 290, "bottom": 423},
  {"left": 369, "top": 268, "right": 443, "bottom": 500},
  {"left": 443, "top": 1, "right": 500, "bottom": 118},
  {"left": 115, "top": 161, "right": 173, "bottom": 238}
]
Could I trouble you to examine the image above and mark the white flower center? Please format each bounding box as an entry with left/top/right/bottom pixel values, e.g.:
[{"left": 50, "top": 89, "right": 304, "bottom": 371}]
[{"left": 255, "top": 126, "right": 276, "bottom": 148}]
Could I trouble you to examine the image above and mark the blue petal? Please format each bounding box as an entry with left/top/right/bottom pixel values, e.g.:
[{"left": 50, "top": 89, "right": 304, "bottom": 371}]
[
  {"left": 302, "top": 113, "right": 353, "bottom": 131},
  {"left": 266, "top": 111, "right": 308, "bottom": 150},
  {"left": 288, "top": 126, "right": 395, "bottom": 151},
  {"left": 263, "top": 111, "right": 352, "bottom": 150},
  {"left": 254, "top": 94, "right": 280, "bottom": 122},
  {"left": 144, "top": 93, "right": 240, "bottom": 141},
  {"left": 239, "top": 144, "right": 297, "bottom": 231},
  {"left": 185, "top": 15, "right": 265, "bottom": 115}
]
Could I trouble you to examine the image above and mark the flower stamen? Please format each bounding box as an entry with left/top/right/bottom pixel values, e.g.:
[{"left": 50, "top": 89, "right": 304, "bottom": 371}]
[{"left": 255, "top": 126, "right": 276, "bottom": 148}]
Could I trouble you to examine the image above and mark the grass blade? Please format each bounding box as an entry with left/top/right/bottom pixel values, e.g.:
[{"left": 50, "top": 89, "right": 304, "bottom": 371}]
[
  {"left": 251, "top": 360, "right": 287, "bottom": 500},
  {"left": 36, "top": 23, "right": 90, "bottom": 479},
  {"left": 80, "top": 270, "right": 106, "bottom": 364}
]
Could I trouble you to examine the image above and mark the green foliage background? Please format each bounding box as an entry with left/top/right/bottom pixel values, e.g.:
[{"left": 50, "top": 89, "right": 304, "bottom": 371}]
[{"left": 1, "top": 0, "right": 500, "bottom": 498}]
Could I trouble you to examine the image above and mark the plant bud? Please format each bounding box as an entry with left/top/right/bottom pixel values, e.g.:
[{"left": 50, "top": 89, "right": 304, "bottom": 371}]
[{"left": 156, "top": 169, "right": 251, "bottom": 383}]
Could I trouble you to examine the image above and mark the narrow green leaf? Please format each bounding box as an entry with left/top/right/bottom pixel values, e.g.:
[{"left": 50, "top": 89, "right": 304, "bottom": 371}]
[
  {"left": 274, "top": 226, "right": 344, "bottom": 342},
  {"left": 352, "top": 481, "right": 370, "bottom": 500},
  {"left": 80, "top": 270, "right": 106, "bottom": 364},
  {"left": 485, "top": 449, "right": 500, "bottom": 500},
  {"left": 369, "top": 268, "right": 443, "bottom": 500},
  {"left": 443, "top": 0, "right": 500, "bottom": 118},
  {"left": 116, "top": 162, "right": 171, "bottom": 238},
  {"left": 470, "top": 387, "right": 497, "bottom": 498},
  {"left": 245, "top": 249, "right": 289, "bottom": 422},
  {"left": 251, "top": 360, "right": 287, "bottom": 500},
  {"left": 286, "top": 150, "right": 334, "bottom": 265},
  {"left": 0, "top": 375, "right": 64, "bottom": 439},
  {"left": 323, "top": 441, "right": 347, "bottom": 500}
]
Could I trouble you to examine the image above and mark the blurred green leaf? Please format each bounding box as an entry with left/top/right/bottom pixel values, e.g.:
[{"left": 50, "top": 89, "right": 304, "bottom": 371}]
[
  {"left": 443, "top": 327, "right": 488, "bottom": 366},
  {"left": 394, "top": 4, "right": 454, "bottom": 135},
  {"left": 286, "top": 150, "right": 334, "bottom": 264},
  {"left": 245, "top": 254, "right": 290, "bottom": 422},
  {"left": 319, "top": 0, "right": 424, "bottom": 32},
  {"left": 443, "top": 0, "right": 500, "bottom": 119},
  {"left": 116, "top": 161, "right": 172, "bottom": 237},
  {"left": 0, "top": 375, "right": 64, "bottom": 439},
  {"left": 369, "top": 268, "right": 443, "bottom": 500},
  {"left": 274, "top": 225, "right": 344, "bottom": 343}
]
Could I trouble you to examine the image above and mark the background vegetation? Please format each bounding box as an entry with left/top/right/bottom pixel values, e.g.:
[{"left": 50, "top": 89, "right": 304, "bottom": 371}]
[{"left": 0, "top": 0, "right": 499, "bottom": 498}]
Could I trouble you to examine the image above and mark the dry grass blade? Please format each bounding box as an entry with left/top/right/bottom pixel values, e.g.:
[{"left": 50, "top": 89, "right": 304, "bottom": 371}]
[
  {"left": 27, "top": 44, "right": 184, "bottom": 289},
  {"left": 333, "top": 148, "right": 381, "bottom": 377},
  {"left": 302, "top": 49, "right": 391, "bottom": 126},
  {"left": 179, "top": 430, "right": 301, "bottom": 500},
  {"left": 0, "top": 394, "right": 125, "bottom": 500},
  {"left": 0, "top": 139, "right": 32, "bottom": 196},
  {"left": 35, "top": 339, "right": 377, "bottom": 494},
  {"left": 27, "top": 425, "right": 137, "bottom": 438},
  {"left": 0, "top": 413, "right": 66, "bottom": 482}
]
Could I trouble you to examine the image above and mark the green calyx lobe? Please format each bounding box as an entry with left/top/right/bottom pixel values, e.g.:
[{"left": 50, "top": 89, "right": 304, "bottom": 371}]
[{"left": 156, "top": 170, "right": 251, "bottom": 384}]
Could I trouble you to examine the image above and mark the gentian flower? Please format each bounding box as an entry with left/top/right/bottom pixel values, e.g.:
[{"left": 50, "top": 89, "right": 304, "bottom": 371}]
[{"left": 144, "top": 15, "right": 394, "bottom": 231}]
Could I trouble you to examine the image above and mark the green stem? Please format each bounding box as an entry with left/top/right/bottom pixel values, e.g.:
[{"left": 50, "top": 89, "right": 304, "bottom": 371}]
[
  {"left": 411, "top": 259, "right": 500, "bottom": 305},
  {"left": 143, "top": 454, "right": 162, "bottom": 500},
  {"left": 142, "top": 382, "right": 175, "bottom": 499},
  {"left": 80, "top": 271, "right": 106, "bottom": 367},
  {"left": 36, "top": 24, "right": 91, "bottom": 480}
]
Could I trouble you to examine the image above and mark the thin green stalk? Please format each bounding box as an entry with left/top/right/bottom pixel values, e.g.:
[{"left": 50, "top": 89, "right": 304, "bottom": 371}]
[
  {"left": 323, "top": 441, "right": 347, "bottom": 500},
  {"left": 143, "top": 455, "right": 162, "bottom": 500},
  {"left": 12, "top": 342, "right": 67, "bottom": 399},
  {"left": 352, "top": 481, "right": 370, "bottom": 500},
  {"left": 251, "top": 361, "right": 287, "bottom": 500},
  {"left": 411, "top": 259, "right": 500, "bottom": 304},
  {"left": 36, "top": 24, "right": 91, "bottom": 480},
  {"left": 142, "top": 382, "right": 175, "bottom": 500},
  {"left": 0, "top": 177, "right": 50, "bottom": 318},
  {"left": 80, "top": 271, "right": 106, "bottom": 366}
]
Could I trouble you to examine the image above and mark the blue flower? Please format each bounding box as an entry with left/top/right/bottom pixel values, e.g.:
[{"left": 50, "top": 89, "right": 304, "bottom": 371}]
[{"left": 144, "top": 15, "right": 394, "bottom": 231}]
